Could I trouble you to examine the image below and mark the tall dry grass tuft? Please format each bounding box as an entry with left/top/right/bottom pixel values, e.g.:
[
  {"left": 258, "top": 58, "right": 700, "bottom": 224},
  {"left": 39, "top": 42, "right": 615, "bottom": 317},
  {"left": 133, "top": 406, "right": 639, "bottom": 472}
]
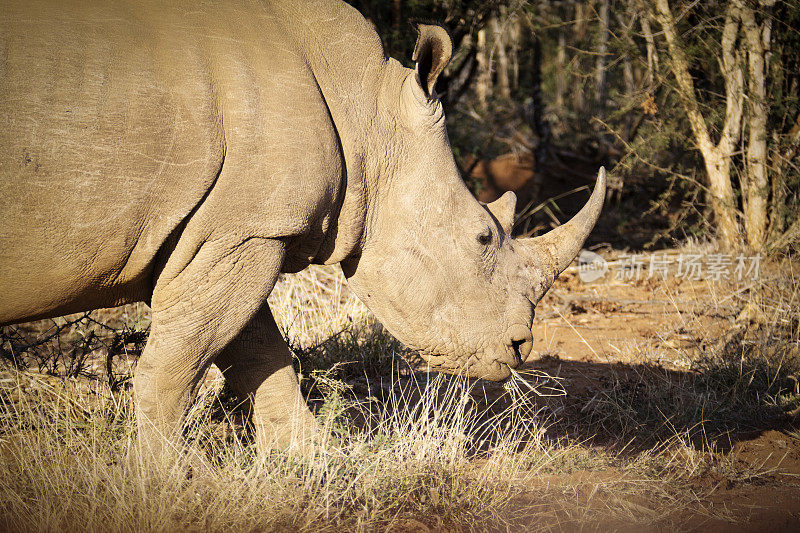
[
  {"left": 0, "top": 266, "right": 564, "bottom": 531},
  {"left": 269, "top": 265, "right": 371, "bottom": 348},
  {"left": 0, "top": 362, "right": 558, "bottom": 531}
]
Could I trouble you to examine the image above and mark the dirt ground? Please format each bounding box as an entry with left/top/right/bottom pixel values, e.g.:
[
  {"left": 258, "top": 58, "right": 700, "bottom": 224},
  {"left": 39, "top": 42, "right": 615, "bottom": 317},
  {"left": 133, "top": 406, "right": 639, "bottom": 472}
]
[{"left": 489, "top": 254, "right": 800, "bottom": 532}]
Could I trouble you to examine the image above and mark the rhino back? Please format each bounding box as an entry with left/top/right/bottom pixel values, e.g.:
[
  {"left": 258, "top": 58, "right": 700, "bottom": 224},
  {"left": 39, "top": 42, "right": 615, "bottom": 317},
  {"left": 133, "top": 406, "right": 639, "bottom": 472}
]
[{"left": 0, "top": 0, "right": 346, "bottom": 323}]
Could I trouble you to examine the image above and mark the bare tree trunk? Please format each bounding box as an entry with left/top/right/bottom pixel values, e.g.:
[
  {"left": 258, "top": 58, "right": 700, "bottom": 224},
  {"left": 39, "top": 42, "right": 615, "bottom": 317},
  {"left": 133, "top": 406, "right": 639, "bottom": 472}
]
[
  {"left": 769, "top": 131, "right": 788, "bottom": 238},
  {"left": 652, "top": 0, "right": 744, "bottom": 247},
  {"left": 572, "top": 2, "right": 588, "bottom": 113},
  {"left": 521, "top": 30, "right": 549, "bottom": 203},
  {"left": 509, "top": 17, "right": 520, "bottom": 91},
  {"left": 622, "top": 59, "right": 635, "bottom": 138},
  {"left": 491, "top": 15, "right": 510, "bottom": 99},
  {"left": 392, "top": 0, "right": 401, "bottom": 37},
  {"left": 640, "top": 15, "right": 660, "bottom": 86},
  {"left": 476, "top": 28, "right": 490, "bottom": 112},
  {"left": 768, "top": 113, "right": 800, "bottom": 242},
  {"left": 736, "top": 0, "right": 771, "bottom": 249},
  {"left": 555, "top": 31, "right": 567, "bottom": 110},
  {"left": 595, "top": 0, "right": 610, "bottom": 105},
  {"left": 619, "top": 4, "right": 639, "bottom": 140}
]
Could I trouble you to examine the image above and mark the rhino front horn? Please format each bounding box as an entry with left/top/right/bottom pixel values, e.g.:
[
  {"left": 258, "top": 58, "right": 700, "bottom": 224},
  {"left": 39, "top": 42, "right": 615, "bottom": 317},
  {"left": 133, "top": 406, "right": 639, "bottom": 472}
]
[{"left": 520, "top": 167, "right": 606, "bottom": 289}]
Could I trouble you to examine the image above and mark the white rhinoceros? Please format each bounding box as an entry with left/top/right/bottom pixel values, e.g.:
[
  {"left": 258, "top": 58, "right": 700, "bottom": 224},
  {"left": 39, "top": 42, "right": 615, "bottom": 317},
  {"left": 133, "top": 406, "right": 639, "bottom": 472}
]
[{"left": 0, "top": 0, "right": 604, "bottom": 451}]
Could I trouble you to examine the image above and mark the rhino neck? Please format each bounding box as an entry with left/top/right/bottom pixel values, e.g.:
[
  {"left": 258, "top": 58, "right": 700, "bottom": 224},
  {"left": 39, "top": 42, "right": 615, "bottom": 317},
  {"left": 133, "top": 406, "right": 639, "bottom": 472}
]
[{"left": 266, "top": 0, "right": 389, "bottom": 265}]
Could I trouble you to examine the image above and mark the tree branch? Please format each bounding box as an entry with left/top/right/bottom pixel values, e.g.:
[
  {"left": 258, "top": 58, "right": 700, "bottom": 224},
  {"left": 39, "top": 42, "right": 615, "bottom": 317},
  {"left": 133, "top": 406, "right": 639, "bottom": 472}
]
[{"left": 652, "top": 0, "right": 714, "bottom": 155}]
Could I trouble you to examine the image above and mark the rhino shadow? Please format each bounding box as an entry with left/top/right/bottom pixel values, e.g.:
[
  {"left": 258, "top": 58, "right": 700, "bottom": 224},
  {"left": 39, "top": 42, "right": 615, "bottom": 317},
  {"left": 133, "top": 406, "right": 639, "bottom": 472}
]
[{"left": 327, "top": 354, "right": 797, "bottom": 456}]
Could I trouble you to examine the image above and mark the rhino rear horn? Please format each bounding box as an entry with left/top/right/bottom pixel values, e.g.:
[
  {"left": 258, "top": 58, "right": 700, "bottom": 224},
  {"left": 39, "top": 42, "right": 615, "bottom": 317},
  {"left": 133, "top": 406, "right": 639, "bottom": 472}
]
[
  {"left": 412, "top": 23, "right": 452, "bottom": 97},
  {"left": 486, "top": 191, "right": 516, "bottom": 235},
  {"left": 521, "top": 167, "right": 606, "bottom": 287}
]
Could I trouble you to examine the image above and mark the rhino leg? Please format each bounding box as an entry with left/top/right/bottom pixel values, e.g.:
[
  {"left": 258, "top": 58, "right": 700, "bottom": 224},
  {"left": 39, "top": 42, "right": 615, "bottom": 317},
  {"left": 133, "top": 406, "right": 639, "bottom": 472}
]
[
  {"left": 215, "top": 304, "right": 318, "bottom": 452},
  {"left": 132, "top": 237, "right": 287, "bottom": 460}
]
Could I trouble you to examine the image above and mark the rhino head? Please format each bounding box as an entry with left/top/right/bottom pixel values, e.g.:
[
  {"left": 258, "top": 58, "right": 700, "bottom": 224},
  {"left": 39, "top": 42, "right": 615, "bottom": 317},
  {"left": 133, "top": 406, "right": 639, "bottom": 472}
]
[{"left": 342, "top": 24, "right": 605, "bottom": 381}]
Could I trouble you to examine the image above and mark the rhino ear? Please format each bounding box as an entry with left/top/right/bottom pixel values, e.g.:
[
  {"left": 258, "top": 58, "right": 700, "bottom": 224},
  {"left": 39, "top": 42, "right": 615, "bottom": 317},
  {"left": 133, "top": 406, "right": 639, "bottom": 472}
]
[
  {"left": 412, "top": 22, "right": 452, "bottom": 98},
  {"left": 486, "top": 191, "right": 516, "bottom": 235}
]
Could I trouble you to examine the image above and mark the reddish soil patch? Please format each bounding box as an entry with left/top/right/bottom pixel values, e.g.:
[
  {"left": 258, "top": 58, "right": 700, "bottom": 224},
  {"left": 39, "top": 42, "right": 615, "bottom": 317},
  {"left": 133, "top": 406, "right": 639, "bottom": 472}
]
[{"left": 492, "top": 257, "right": 800, "bottom": 532}]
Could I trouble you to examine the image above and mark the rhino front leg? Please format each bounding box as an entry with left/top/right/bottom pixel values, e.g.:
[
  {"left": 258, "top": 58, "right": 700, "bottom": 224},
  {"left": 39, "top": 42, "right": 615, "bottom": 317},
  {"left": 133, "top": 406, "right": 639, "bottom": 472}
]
[
  {"left": 215, "top": 304, "right": 317, "bottom": 452},
  {"left": 132, "top": 237, "right": 286, "bottom": 460}
]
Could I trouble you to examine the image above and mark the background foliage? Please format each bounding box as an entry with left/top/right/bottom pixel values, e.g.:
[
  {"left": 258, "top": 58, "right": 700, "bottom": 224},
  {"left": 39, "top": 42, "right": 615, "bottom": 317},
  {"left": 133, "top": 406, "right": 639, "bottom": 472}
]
[{"left": 352, "top": 0, "right": 800, "bottom": 251}]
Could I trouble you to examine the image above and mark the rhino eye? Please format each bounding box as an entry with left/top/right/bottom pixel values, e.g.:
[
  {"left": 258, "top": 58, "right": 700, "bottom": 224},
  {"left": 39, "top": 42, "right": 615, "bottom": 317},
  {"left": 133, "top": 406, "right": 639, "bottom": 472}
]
[{"left": 477, "top": 231, "right": 492, "bottom": 246}]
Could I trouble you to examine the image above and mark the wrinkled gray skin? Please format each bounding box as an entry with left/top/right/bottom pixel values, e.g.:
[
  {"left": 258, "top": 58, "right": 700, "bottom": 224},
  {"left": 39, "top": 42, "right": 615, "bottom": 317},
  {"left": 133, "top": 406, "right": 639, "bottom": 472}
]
[{"left": 0, "top": 0, "right": 604, "bottom": 452}]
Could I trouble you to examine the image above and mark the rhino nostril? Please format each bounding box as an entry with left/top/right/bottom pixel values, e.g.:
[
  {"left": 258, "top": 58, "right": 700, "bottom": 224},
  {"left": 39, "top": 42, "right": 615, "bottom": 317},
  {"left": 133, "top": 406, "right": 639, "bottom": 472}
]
[
  {"left": 510, "top": 340, "right": 524, "bottom": 365},
  {"left": 511, "top": 338, "right": 532, "bottom": 365},
  {"left": 506, "top": 325, "right": 533, "bottom": 364}
]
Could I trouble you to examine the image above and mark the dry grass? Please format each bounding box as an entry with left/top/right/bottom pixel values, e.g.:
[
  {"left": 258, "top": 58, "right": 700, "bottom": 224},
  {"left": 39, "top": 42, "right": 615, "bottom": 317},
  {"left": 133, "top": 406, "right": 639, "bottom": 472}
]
[
  {"left": 0, "top": 267, "right": 561, "bottom": 531},
  {"left": 1, "top": 260, "right": 800, "bottom": 531},
  {"left": 0, "top": 368, "right": 547, "bottom": 531}
]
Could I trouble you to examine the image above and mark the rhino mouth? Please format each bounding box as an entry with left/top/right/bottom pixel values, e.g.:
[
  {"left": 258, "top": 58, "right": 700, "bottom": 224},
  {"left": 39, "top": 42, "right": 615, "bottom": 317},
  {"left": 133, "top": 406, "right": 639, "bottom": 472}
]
[
  {"left": 486, "top": 360, "right": 515, "bottom": 381},
  {"left": 418, "top": 350, "right": 517, "bottom": 382}
]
